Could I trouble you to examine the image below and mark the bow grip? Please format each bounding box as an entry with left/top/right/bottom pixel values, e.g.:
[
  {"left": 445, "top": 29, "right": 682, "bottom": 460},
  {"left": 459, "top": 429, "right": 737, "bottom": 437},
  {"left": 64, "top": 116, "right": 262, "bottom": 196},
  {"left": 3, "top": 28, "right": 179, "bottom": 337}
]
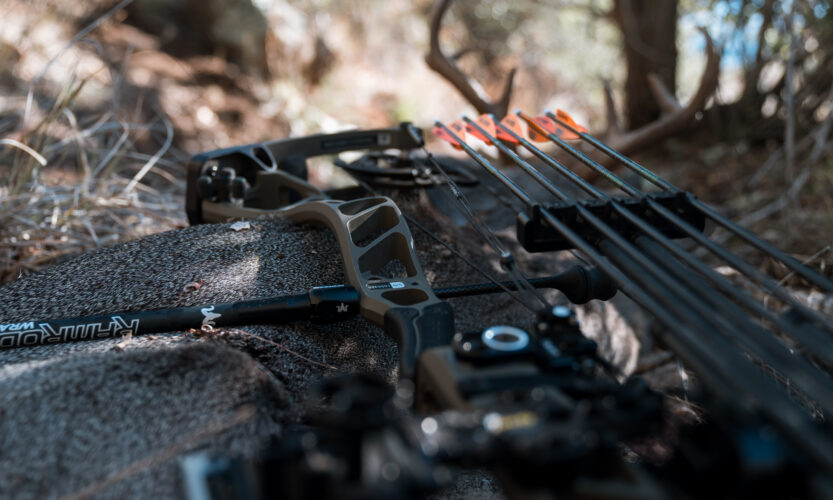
[
  {"left": 384, "top": 302, "right": 455, "bottom": 377},
  {"left": 281, "top": 197, "right": 455, "bottom": 378}
]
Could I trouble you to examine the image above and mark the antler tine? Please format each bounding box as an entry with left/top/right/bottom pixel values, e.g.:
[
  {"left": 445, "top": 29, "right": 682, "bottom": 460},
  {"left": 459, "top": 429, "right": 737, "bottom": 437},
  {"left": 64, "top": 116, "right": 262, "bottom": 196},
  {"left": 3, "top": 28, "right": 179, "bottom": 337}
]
[
  {"left": 646, "top": 74, "right": 683, "bottom": 114},
  {"left": 607, "top": 28, "right": 721, "bottom": 155},
  {"left": 425, "top": 0, "right": 516, "bottom": 118}
]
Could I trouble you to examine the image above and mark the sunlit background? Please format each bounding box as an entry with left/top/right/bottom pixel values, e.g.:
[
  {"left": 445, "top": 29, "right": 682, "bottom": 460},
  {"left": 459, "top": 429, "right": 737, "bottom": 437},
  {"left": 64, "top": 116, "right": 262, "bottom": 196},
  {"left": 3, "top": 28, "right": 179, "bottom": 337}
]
[{"left": 0, "top": 0, "right": 830, "bottom": 283}]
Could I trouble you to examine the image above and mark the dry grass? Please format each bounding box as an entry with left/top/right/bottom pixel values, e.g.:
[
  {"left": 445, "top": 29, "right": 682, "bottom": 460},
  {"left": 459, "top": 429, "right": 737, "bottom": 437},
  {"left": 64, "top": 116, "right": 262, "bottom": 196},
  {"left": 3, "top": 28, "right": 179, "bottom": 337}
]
[
  {"left": 0, "top": 4, "right": 214, "bottom": 284},
  {"left": 1, "top": 0, "right": 830, "bottom": 294},
  {"left": 0, "top": 67, "right": 187, "bottom": 283}
]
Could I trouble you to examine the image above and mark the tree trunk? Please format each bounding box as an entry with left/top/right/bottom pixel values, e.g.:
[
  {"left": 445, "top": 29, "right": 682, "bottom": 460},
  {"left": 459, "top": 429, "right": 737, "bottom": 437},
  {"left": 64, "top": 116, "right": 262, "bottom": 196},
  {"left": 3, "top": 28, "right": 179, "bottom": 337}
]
[{"left": 614, "top": 0, "right": 679, "bottom": 130}]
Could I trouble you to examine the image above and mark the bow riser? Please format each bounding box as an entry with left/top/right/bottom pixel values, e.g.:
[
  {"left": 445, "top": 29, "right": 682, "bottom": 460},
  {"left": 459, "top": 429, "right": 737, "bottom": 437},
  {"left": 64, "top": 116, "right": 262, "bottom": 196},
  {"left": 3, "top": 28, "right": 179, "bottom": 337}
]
[{"left": 280, "top": 197, "right": 455, "bottom": 378}]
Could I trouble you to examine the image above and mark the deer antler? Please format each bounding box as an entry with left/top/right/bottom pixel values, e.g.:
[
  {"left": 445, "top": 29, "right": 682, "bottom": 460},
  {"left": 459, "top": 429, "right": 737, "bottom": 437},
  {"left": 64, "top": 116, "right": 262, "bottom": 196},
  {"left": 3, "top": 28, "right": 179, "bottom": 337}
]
[
  {"left": 425, "top": 1, "right": 719, "bottom": 159},
  {"left": 606, "top": 28, "right": 721, "bottom": 155},
  {"left": 424, "top": 0, "right": 516, "bottom": 118}
]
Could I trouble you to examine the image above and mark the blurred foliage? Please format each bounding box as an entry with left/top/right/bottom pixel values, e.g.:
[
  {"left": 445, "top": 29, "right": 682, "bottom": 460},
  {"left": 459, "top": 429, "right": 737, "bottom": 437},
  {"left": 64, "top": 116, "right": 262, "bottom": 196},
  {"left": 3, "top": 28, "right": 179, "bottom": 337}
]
[
  {"left": 0, "top": 0, "right": 831, "bottom": 274},
  {"left": 450, "top": 1, "right": 531, "bottom": 67}
]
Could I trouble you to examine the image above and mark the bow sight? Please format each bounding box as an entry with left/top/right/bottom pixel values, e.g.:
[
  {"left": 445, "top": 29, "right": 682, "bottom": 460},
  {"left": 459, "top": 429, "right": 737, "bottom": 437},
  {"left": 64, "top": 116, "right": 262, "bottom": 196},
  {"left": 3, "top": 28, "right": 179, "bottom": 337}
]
[{"left": 7, "top": 112, "right": 833, "bottom": 498}]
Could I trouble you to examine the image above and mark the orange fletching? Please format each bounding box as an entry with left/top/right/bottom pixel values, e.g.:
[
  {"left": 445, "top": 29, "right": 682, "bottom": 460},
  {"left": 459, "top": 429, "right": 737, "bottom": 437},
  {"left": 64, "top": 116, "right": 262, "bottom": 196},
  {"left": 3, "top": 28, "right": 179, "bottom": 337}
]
[
  {"left": 495, "top": 115, "right": 521, "bottom": 144},
  {"left": 528, "top": 115, "right": 581, "bottom": 141},
  {"left": 527, "top": 116, "right": 556, "bottom": 142},
  {"left": 448, "top": 120, "right": 468, "bottom": 141},
  {"left": 555, "top": 109, "right": 588, "bottom": 134},
  {"left": 465, "top": 114, "right": 497, "bottom": 145},
  {"left": 431, "top": 125, "right": 462, "bottom": 150}
]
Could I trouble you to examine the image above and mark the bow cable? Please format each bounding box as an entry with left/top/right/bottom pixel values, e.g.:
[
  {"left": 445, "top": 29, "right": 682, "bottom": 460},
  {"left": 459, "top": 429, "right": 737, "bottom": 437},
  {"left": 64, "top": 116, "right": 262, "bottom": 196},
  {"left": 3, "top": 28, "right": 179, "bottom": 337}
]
[
  {"left": 345, "top": 175, "right": 543, "bottom": 314},
  {"left": 421, "top": 150, "right": 553, "bottom": 311}
]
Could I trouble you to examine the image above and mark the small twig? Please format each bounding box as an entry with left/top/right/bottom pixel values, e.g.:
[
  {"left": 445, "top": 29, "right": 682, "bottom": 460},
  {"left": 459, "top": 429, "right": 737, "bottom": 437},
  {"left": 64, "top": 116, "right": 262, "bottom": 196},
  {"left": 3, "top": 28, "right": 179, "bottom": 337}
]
[
  {"left": 0, "top": 138, "right": 47, "bottom": 166},
  {"left": 735, "top": 167, "right": 812, "bottom": 228},
  {"left": 736, "top": 95, "right": 831, "bottom": 230},
  {"left": 81, "top": 217, "right": 101, "bottom": 248},
  {"left": 83, "top": 150, "right": 181, "bottom": 171},
  {"left": 784, "top": 2, "right": 797, "bottom": 185},
  {"left": 111, "top": 177, "right": 163, "bottom": 197},
  {"left": 201, "top": 327, "right": 338, "bottom": 371},
  {"left": 761, "top": 245, "right": 831, "bottom": 311},
  {"left": 747, "top": 134, "right": 813, "bottom": 188},
  {"left": 1, "top": 239, "right": 80, "bottom": 248},
  {"left": 42, "top": 122, "right": 166, "bottom": 155},
  {"left": 61, "top": 108, "right": 91, "bottom": 193},
  {"left": 21, "top": 248, "right": 83, "bottom": 269},
  {"left": 122, "top": 112, "right": 173, "bottom": 195},
  {"left": 101, "top": 208, "right": 139, "bottom": 239},
  {"left": 776, "top": 246, "right": 832, "bottom": 287},
  {"left": 240, "top": 330, "right": 338, "bottom": 371},
  {"left": 92, "top": 120, "right": 130, "bottom": 180},
  {"left": 123, "top": 159, "right": 180, "bottom": 185}
]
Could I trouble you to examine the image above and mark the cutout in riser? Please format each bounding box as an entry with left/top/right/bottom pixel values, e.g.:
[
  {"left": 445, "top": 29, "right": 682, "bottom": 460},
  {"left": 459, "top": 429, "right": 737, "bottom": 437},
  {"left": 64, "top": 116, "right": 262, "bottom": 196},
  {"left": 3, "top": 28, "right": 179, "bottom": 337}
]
[
  {"left": 252, "top": 146, "right": 275, "bottom": 168},
  {"left": 368, "top": 259, "right": 410, "bottom": 280},
  {"left": 358, "top": 232, "right": 418, "bottom": 279},
  {"left": 339, "top": 198, "right": 385, "bottom": 216},
  {"left": 383, "top": 288, "right": 429, "bottom": 306},
  {"left": 349, "top": 205, "right": 400, "bottom": 247}
]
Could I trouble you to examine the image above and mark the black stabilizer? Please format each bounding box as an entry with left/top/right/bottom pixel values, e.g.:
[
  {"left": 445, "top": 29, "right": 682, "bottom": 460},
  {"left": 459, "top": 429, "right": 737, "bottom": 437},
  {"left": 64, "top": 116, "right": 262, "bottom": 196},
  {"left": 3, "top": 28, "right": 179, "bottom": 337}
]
[
  {"left": 433, "top": 265, "right": 616, "bottom": 304},
  {"left": 556, "top": 265, "right": 617, "bottom": 304},
  {"left": 0, "top": 286, "right": 361, "bottom": 350},
  {"left": 308, "top": 286, "right": 361, "bottom": 323}
]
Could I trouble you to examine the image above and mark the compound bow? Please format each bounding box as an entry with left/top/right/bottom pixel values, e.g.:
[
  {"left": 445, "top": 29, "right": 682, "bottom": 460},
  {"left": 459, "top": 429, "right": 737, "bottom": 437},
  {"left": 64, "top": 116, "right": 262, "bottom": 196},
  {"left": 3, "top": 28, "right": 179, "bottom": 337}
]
[
  {"left": 6, "top": 114, "right": 833, "bottom": 499},
  {"left": 179, "top": 111, "right": 833, "bottom": 499}
]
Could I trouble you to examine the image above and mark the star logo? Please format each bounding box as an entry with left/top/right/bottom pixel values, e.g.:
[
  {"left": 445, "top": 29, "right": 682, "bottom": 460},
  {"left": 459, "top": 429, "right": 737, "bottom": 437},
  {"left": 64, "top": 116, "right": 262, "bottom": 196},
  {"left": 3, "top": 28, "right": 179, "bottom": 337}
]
[{"left": 336, "top": 303, "right": 349, "bottom": 313}]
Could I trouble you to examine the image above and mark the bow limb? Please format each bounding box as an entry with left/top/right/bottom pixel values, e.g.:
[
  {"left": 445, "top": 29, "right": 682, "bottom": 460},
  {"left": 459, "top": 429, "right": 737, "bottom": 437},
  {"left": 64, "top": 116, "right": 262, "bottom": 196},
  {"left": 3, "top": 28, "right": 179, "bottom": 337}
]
[
  {"left": 280, "top": 197, "right": 455, "bottom": 379},
  {"left": 185, "top": 123, "right": 424, "bottom": 224}
]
